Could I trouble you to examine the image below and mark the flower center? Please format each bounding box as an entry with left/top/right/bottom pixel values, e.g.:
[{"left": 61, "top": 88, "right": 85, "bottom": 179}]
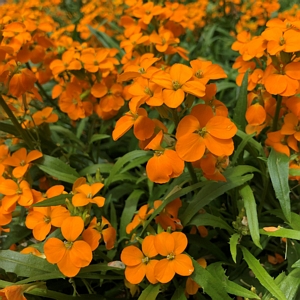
[
  {"left": 20, "top": 160, "right": 26, "bottom": 166},
  {"left": 167, "top": 252, "right": 175, "bottom": 260},
  {"left": 44, "top": 216, "right": 51, "bottom": 223},
  {"left": 195, "top": 70, "right": 203, "bottom": 78},
  {"left": 144, "top": 87, "right": 153, "bottom": 96},
  {"left": 64, "top": 241, "right": 73, "bottom": 250},
  {"left": 142, "top": 256, "right": 150, "bottom": 264},
  {"left": 172, "top": 80, "right": 181, "bottom": 90}
]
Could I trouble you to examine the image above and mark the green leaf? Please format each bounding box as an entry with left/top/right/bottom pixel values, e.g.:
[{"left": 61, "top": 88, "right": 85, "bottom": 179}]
[
  {"left": 105, "top": 150, "right": 149, "bottom": 187},
  {"left": 0, "top": 121, "right": 19, "bottom": 136},
  {"left": 269, "top": 209, "right": 300, "bottom": 230},
  {"left": 241, "top": 246, "right": 287, "bottom": 300},
  {"left": 267, "top": 149, "right": 291, "bottom": 223},
  {"left": 171, "top": 286, "right": 186, "bottom": 300},
  {"left": 229, "top": 233, "right": 240, "bottom": 263},
  {"left": 79, "top": 163, "right": 113, "bottom": 176},
  {"left": 207, "top": 263, "right": 260, "bottom": 299},
  {"left": 0, "top": 250, "right": 59, "bottom": 277},
  {"left": 79, "top": 263, "right": 124, "bottom": 274},
  {"left": 260, "top": 227, "right": 300, "bottom": 240},
  {"left": 50, "top": 125, "right": 85, "bottom": 148},
  {"left": 235, "top": 130, "right": 265, "bottom": 157},
  {"left": 240, "top": 184, "right": 262, "bottom": 248},
  {"left": 119, "top": 190, "right": 144, "bottom": 239},
  {"left": 89, "top": 134, "right": 110, "bottom": 144},
  {"left": 2, "top": 225, "right": 31, "bottom": 249},
  {"left": 16, "top": 272, "right": 65, "bottom": 284},
  {"left": 138, "top": 284, "right": 160, "bottom": 300},
  {"left": 289, "top": 168, "right": 300, "bottom": 176},
  {"left": 36, "top": 155, "right": 79, "bottom": 183},
  {"left": 191, "top": 258, "right": 232, "bottom": 300},
  {"left": 32, "top": 194, "right": 72, "bottom": 207},
  {"left": 233, "top": 70, "right": 248, "bottom": 131},
  {"left": 232, "top": 133, "right": 256, "bottom": 165},
  {"left": 181, "top": 173, "right": 253, "bottom": 225},
  {"left": 216, "top": 81, "right": 237, "bottom": 92},
  {"left": 275, "top": 269, "right": 300, "bottom": 300},
  {"left": 188, "top": 213, "right": 234, "bottom": 234}
]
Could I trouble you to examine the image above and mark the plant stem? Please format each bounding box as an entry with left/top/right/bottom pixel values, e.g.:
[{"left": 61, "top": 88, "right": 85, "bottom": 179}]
[
  {"left": 0, "top": 94, "right": 35, "bottom": 149},
  {"left": 186, "top": 162, "right": 198, "bottom": 184},
  {"left": 272, "top": 94, "right": 282, "bottom": 131}
]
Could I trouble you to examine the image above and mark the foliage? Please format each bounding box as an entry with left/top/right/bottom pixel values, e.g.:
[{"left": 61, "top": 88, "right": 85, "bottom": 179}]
[{"left": 0, "top": 0, "right": 300, "bottom": 299}]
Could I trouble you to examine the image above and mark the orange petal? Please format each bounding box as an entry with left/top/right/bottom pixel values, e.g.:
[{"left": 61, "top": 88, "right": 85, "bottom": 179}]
[
  {"left": 102, "top": 227, "right": 116, "bottom": 250},
  {"left": 142, "top": 235, "right": 158, "bottom": 258},
  {"left": 172, "top": 232, "right": 188, "bottom": 255},
  {"left": 125, "top": 263, "right": 147, "bottom": 284},
  {"left": 154, "top": 259, "right": 175, "bottom": 283},
  {"left": 44, "top": 237, "right": 66, "bottom": 263},
  {"left": 57, "top": 251, "right": 81, "bottom": 277},
  {"left": 206, "top": 116, "right": 237, "bottom": 139},
  {"left": 121, "top": 246, "right": 144, "bottom": 266},
  {"left": 69, "top": 240, "right": 93, "bottom": 268},
  {"left": 145, "top": 260, "right": 159, "bottom": 284},
  {"left": 154, "top": 232, "right": 174, "bottom": 256},
  {"left": 173, "top": 253, "right": 194, "bottom": 276},
  {"left": 26, "top": 150, "right": 43, "bottom": 163},
  {"left": 61, "top": 216, "right": 84, "bottom": 241}
]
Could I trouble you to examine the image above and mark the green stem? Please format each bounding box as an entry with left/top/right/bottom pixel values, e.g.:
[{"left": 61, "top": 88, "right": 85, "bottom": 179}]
[
  {"left": 272, "top": 94, "right": 283, "bottom": 131},
  {"left": 172, "top": 108, "right": 180, "bottom": 127},
  {"left": 186, "top": 162, "right": 198, "bottom": 184},
  {"left": 81, "top": 278, "right": 95, "bottom": 294},
  {"left": 0, "top": 94, "right": 35, "bottom": 149}
]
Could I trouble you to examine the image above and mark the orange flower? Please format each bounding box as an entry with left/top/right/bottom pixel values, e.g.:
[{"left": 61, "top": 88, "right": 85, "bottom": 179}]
[
  {"left": 128, "top": 77, "right": 163, "bottom": 107},
  {"left": 263, "top": 62, "right": 300, "bottom": 97},
  {"left": 154, "top": 231, "right": 194, "bottom": 283},
  {"left": 175, "top": 114, "right": 237, "bottom": 162},
  {"left": 200, "top": 153, "right": 229, "bottom": 182},
  {"left": 126, "top": 204, "right": 154, "bottom": 234},
  {"left": 0, "top": 285, "right": 28, "bottom": 300},
  {"left": 190, "top": 59, "right": 227, "bottom": 85},
  {"left": 121, "top": 235, "right": 158, "bottom": 284},
  {"left": 281, "top": 113, "right": 300, "bottom": 141},
  {"left": 3, "top": 148, "right": 43, "bottom": 178},
  {"left": 154, "top": 198, "right": 183, "bottom": 230},
  {"left": 44, "top": 216, "right": 92, "bottom": 277},
  {"left": 151, "top": 64, "right": 206, "bottom": 108},
  {"left": 82, "top": 216, "right": 116, "bottom": 250},
  {"left": 9, "top": 69, "right": 36, "bottom": 97},
  {"left": 72, "top": 182, "right": 105, "bottom": 207},
  {"left": 145, "top": 131, "right": 184, "bottom": 183},
  {"left": 50, "top": 50, "right": 81, "bottom": 76},
  {"left": 0, "top": 179, "right": 33, "bottom": 210},
  {"left": 32, "top": 107, "right": 58, "bottom": 126},
  {"left": 25, "top": 205, "right": 70, "bottom": 241},
  {"left": 112, "top": 107, "right": 155, "bottom": 141},
  {"left": 132, "top": 2, "right": 163, "bottom": 25},
  {"left": 265, "top": 131, "right": 290, "bottom": 156}
]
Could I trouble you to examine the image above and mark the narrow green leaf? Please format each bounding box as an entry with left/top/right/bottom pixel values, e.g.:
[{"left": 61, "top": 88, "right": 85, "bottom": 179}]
[
  {"left": 105, "top": 150, "right": 149, "bottom": 187},
  {"left": 36, "top": 155, "right": 79, "bottom": 183},
  {"left": 276, "top": 268, "right": 300, "bottom": 300},
  {"left": 16, "top": 272, "right": 65, "bottom": 284},
  {"left": 241, "top": 246, "right": 287, "bottom": 300},
  {"left": 216, "top": 81, "right": 237, "bottom": 92},
  {"left": 191, "top": 258, "right": 232, "bottom": 300},
  {"left": 0, "top": 121, "right": 19, "bottom": 136},
  {"left": 2, "top": 225, "right": 31, "bottom": 249},
  {"left": 229, "top": 233, "right": 240, "bottom": 263},
  {"left": 188, "top": 213, "right": 234, "bottom": 234},
  {"left": 240, "top": 184, "right": 262, "bottom": 248},
  {"left": 207, "top": 263, "right": 260, "bottom": 299},
  {"left": 89, "top": 134, "right": 110, "bottom": 144},
  {"left": 232, "top": 133, "right": 256, "bottom": 165},
  {"left": 181, "top": 174, "right": 253, "bottom": 225},
  {"left": 138, "top": 284, "right": 160, "bottom": 300},
  {"left": 79, "top": 163, "right": 113, "bottom": 176},
  {"left": 235, "top": 130, "right": 266, "bottom": 157},
  {"left": 260, "top": 227, "right": 300, "bottom": 240},
  {"left": 79, "top": 263, "right": 124, "bottom": 274},
  {"left": 171, "top": 286, "right": 186, "bottom": 300},
  {"left": 119, "top": 190, "right": 144, "bottom": 239},
  {"left": 267, "top": 149, "right": 291, "bottom": 222},
  {"left": 32, "top": 194, "right": 72, "bottom": 207},
  {"left": 233, "top": 70, "right": 248, "bottom": 131},
  {"left": 0, "top": 250, "right": 59, "bottom": 277},
  {"left": 50, "top": 125, "right": 85, "bottom": 148},
  {"left": 289, "top": 168, "right": 300, "bottom": 176}
]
